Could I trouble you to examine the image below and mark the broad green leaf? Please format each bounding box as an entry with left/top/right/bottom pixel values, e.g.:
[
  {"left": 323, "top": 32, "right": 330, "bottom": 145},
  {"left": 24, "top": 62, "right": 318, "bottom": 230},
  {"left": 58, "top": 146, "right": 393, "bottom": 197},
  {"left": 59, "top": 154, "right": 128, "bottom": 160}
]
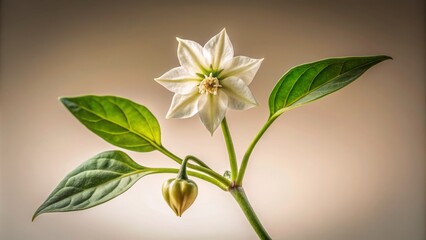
[
  {"left": 61, "top": 95, "right": 161, "bottom": 152},
  {"left": 269, "top": 55, "right": 391, "bottom": 117},
  {"left": 33, "top": 151, "right": 155, "bottom": 220}
]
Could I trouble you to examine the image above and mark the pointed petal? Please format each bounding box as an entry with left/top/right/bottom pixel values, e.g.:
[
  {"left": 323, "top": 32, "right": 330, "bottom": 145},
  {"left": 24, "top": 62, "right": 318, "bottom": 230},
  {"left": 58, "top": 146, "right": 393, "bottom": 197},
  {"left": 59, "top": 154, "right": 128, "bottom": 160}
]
[
  {"left": 221, "top": 77, "right": 258, "bottom": 110},
  {"left": 220, "top": 57, "right": 263, "bottom": 85},
  {"left": 203, "top": 29, "right": 234, "bottom": 71},
  {"left": 198, "top": 91, "right": 228, "bottom": 134},
  {"left": 155, "top": 67, "right": 201, "bottom": 94},
  {"left": 166, "top": 93, "right": 200, "bottom": 119},
  {"left": 177, "top": 38, "right": 208, "bottom": 74}
]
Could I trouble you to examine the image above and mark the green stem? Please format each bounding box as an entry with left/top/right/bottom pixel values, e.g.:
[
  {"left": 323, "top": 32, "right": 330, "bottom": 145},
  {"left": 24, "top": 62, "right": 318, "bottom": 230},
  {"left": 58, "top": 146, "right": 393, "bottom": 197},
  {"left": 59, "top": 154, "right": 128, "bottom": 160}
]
[
  {"left": 176, "top": 157, "right": 190, "bottom": 180},
  {"left": 236, "top": 116, "right": 277, "bottom": 186},
  {"left": 230, "top": 187, "right": 271, "bottom": 239},
  {"left": 184, "top": 155, "right": 211, "bottom": 169},
  {"left": 177, "top": 155, "right": 209, "bottom": 180},
  {"left": 221, "top": 117, "right": 238, "bottom": 181},
  {"left": 157, "top": 146, "right": 231, "bottom": 187},
  {"left": 150, "top": 167, "right": 228, "bottom": 191}
]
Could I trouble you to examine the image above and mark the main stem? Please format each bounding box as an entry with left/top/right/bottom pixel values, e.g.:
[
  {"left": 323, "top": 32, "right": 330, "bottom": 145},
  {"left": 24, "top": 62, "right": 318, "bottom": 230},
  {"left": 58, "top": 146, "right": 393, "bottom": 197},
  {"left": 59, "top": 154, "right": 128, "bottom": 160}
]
[{"left": 230, "top": 187, "right": 271, "bottom": 240}]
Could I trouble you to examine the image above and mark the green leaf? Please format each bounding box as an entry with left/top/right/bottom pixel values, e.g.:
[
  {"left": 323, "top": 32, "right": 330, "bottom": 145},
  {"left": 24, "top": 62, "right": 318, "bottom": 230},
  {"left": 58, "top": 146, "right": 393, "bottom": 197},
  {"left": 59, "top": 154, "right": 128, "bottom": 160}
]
[
  {"left": 61, "top": 95, "right": 161, "bottom": 152},
  {"left": 33, "top": 151, "right": 155, "bottom": 220},
  {"left": 269, "top": 55, "right": 391, "bottom": 117}
]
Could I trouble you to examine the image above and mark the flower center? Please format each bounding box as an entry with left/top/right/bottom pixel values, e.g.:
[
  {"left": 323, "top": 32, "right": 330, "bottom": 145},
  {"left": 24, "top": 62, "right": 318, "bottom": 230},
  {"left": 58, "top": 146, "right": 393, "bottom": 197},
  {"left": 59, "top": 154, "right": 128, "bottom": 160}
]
[{"left": 198, "top": 73, "right": 222, "bottom": 95}]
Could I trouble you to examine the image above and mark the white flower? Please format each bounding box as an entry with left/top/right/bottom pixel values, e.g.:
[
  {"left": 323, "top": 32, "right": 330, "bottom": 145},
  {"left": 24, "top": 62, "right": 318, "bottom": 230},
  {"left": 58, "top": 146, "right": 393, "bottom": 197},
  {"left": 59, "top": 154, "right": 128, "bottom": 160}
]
[{"left": 155, "top": 29, "right": 263, "bottom": 134}]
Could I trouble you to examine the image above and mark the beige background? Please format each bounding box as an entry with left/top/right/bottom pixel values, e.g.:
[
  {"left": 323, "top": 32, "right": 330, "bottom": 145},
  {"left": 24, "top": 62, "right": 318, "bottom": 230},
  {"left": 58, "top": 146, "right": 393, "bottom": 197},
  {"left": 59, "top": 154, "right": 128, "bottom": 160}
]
[{"left": 1, "top": 0, "right": 424, "bottom": 239}]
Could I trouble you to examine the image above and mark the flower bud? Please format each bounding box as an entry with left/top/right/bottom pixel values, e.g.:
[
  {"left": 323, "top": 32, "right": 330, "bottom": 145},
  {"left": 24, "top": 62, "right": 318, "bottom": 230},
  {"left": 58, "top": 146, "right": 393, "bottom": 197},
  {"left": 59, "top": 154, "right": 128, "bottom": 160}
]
[{"left": 162, "top": 178, "right": 198, "bottom": 217}]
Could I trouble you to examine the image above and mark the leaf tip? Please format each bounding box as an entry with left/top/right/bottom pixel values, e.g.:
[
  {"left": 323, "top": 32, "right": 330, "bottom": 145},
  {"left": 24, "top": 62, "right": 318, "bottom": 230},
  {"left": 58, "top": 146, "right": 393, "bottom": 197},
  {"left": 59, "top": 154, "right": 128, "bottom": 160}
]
[
  {"left": 32, "top": 211, "right": 41, "bottom": 222},
  {"left": 59, "top": 97, "right": 79, "bottom": 111},
  {"left": 377, "top": 55, "right": 393, "bottom": 61},
  {"left": 32, "top": 203, "right": 47, "bottom": 222},
  {"left": 58, "top": 96, "right": 69, "bottom": 104},
  {"left": 385, "top": 55, "right": 393, "bottom": 60}
]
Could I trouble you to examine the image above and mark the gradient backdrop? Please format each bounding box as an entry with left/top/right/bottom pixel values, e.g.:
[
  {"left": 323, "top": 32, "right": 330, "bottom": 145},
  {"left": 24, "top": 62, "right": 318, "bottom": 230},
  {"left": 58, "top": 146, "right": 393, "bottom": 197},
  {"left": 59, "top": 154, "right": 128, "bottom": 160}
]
[{"left": 1, "top": 0, "right": 425, "bottom": 239}]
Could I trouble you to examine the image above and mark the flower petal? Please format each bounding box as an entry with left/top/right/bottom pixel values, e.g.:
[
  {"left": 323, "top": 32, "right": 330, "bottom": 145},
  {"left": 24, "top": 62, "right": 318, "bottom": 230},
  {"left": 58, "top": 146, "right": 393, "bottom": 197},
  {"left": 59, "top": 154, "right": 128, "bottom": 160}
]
[
  {"left": 166, "top": 93, "right": 200, "bottom": 119},
  {"left": 221, "top": 77, "right": 258, "bottom": 110},
  {"left": 220, "top": 57, "right": 263, "bottom": 85},
  {"left": 177, "top": 38, "right": 208, "bottom": 74},
  {"left": 155, "top": 67, "right": 201, "bottom": 94},
  {"left": 203, "top": 29, "right": 234, "bottom": 71},
  {"left": 197, "top": 91, "right": 228, "bottom": 134}
]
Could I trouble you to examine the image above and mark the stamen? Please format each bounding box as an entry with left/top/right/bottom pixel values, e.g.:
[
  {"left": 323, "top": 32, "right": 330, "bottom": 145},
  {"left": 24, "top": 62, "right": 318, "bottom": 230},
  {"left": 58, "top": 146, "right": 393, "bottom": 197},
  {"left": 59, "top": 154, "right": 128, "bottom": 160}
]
[{"left": 198, "top": 73, "right": 222, "bottom": 95}]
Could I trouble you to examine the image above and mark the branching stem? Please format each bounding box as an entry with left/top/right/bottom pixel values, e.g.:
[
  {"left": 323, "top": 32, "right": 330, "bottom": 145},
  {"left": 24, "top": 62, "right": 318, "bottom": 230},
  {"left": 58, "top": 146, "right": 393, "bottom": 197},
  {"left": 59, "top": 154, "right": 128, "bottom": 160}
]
[
  {"left": 157, "top": 146, "right": 231, "bottom": 187},
  {"left": 236, "top": 116, "right": 277, "bottom": 186},
  {"left": 149, "top": 167, "right": 228, "bottom": 191}
]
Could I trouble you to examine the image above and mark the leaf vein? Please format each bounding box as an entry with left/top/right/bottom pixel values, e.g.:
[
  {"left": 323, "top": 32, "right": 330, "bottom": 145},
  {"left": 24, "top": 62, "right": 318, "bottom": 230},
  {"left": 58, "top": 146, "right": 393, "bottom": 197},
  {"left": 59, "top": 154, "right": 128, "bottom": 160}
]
[
  {"left": 75, "top": 104, "right": 158, "bottom": 148},
  {"left": 283, "top": 66, "right": 313, "bottom": 107}
]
